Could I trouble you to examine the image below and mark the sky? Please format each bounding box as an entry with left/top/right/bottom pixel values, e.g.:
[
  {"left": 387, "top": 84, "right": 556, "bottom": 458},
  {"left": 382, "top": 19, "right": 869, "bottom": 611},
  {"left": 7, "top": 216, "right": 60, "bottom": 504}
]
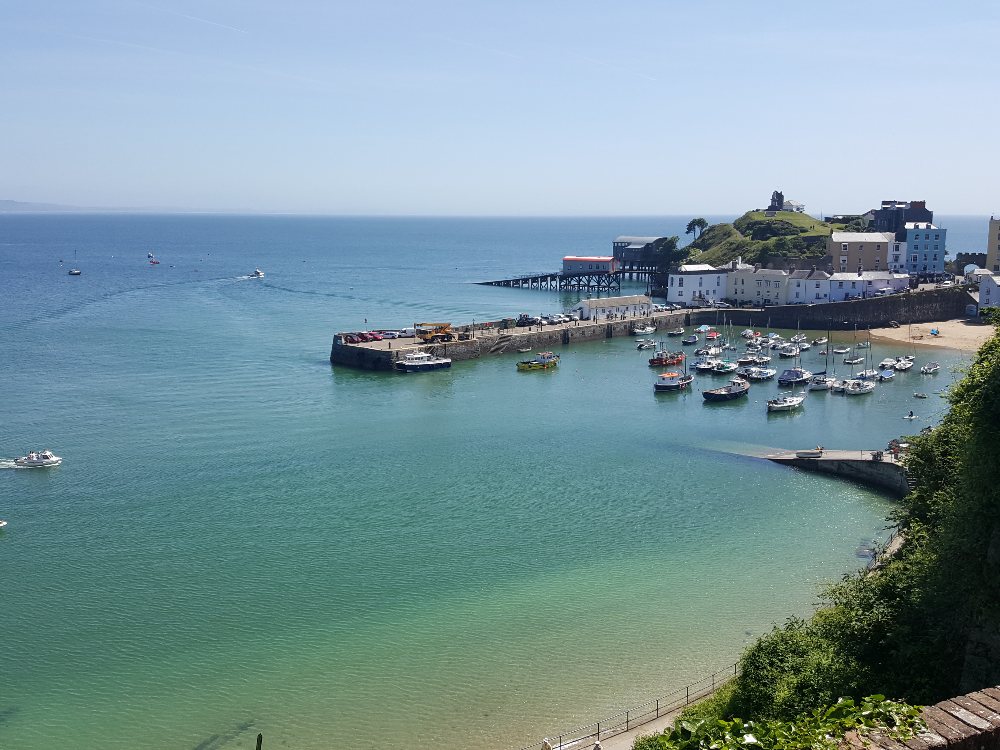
[{"left": 3, "top": 0, "right": 1000, "bottom": 215}]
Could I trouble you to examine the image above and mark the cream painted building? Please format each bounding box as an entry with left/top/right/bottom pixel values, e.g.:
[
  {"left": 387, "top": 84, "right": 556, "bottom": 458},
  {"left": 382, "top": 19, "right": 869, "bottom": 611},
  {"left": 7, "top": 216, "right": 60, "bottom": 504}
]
[
  {"left": 987, "top": 218, "right": 1000, "bottom": 273},
  {"left": 726, "top": 266, "right": 790, "bottom": 306},
  {"left": 827, "top": 232, "right": 901, "bottom": 273}
]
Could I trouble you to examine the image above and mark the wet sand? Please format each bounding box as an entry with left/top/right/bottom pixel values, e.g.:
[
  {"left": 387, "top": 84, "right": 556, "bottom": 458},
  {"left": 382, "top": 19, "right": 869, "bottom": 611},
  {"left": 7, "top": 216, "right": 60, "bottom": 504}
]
[{"left": 869, "top": 318, "right": 993, "bottom": 352}]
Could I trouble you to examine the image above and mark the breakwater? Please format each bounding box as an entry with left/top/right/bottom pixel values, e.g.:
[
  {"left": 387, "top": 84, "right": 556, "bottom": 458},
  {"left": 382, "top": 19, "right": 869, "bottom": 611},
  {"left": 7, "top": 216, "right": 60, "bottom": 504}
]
[{"left": 765, "top": 450, "right": 911, "bottom": 497}]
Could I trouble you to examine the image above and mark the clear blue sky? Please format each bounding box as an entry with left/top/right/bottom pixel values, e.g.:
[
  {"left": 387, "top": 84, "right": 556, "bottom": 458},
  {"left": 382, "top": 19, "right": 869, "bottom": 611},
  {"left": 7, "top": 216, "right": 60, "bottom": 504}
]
[{"left": 3, "top": 1, "right": 999, "bottom": 215}]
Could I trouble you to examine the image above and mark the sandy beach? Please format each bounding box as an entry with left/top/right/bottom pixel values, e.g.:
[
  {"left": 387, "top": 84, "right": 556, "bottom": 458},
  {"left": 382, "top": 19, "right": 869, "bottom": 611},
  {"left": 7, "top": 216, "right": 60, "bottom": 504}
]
[{"left": 869, "top": 318, "right": 993, "bottom": 352}]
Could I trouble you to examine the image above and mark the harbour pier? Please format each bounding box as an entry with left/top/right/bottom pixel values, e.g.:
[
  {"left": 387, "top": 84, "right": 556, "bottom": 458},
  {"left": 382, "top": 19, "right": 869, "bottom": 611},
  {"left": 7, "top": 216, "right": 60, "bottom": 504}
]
[
  {"left": 478, "top": 271, "right": 623, "bottom": 294},
  {"left": 765, "top": 449, "right": 911, "bottom": 497},
  {"left": 331, "top": 310, "right": 689, "bottom": 371}
]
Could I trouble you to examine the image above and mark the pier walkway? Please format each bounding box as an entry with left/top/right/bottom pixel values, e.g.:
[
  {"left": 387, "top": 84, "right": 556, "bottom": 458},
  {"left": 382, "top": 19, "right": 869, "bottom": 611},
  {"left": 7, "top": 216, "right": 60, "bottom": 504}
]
[{"left": 478, "top": 271, "right": 623, "bottom": 294}]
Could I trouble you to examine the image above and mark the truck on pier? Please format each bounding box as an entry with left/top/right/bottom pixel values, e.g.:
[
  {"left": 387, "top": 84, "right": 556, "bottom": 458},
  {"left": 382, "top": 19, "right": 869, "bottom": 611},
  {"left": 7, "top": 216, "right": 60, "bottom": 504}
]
[{"left": 415, "top": 323, "right": 455, "bottom": 343}]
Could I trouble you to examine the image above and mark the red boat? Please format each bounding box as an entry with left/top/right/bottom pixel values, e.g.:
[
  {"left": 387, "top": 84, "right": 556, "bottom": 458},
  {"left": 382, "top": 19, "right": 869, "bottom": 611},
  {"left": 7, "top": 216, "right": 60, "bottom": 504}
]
[
  {"left": 150, "top": 259, "right": 160, "bottom": 265},
  {"left": 649, "top": 350, "right": 685, "bottom": 366},
  {"left": 706, "top": 331, "right": 721, "bottom": 339}
]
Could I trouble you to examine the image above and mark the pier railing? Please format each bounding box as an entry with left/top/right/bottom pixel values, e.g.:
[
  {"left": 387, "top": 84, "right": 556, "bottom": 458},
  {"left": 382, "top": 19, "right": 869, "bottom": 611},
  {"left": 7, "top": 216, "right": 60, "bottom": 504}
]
[{"left": 513, "top": 663, "right": 739, "bottom": 750}]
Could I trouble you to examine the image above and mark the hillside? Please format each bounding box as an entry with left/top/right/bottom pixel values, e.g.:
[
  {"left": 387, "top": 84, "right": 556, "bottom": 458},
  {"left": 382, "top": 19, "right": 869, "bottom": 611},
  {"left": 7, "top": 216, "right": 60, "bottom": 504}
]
[{"left": 684, "top": 210, "right": 832, "bottom": 268}]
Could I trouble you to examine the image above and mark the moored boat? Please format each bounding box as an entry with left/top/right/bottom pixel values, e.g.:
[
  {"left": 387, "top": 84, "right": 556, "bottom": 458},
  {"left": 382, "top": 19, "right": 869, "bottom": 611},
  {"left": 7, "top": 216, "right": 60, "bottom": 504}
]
[
  {"left": 744, "top": 366, "right": 776, "bottom": 381},
  {"left": 632, "top": 325, "right": 656, "bottom": 335},
  {"left": 920, "top": 362, "right": 940, "bottom": 374},
  {"left": 796, "top": 448, "right": 824, "bottom": 458},
  {"left": 397, "top": 351, "right": 453, "bottom": 372},
  {"left": 654, "top": 371, "right": 694, "bottom": 391},
  {"left": 649, "top": 350, "right": 685, "bottom": 366},
  {"left": 668, "top": 327, "right": 685, "bottom": 335},
  {"left": 879, "top": 358, "right": 897, "bottom": 369},
  {"left": 681, "top": 335, "right": 699, "bottom": 345},
  {"left": 877, "top": 369, "right": 895, "bottom": 381},
  {"left": 516, "top": 351, "right": 560, "bottom": 371},
  {"left": 767, "top": 394, "right": 805, "bottom": 412},
  {"left": 807, "top": 375, "right": 834, "bottom": 391},
  {"left": 856, "top": 369, "right": 879, "bottom": 380},
  {"left": 832, "top": 346, "right": 850, "bottom": 354},
  {"left": 703, "top": 376, "right": 750, "bottom": 402},
  {"left": 812, "top": 337, "right": 828, "bottom": 345},
  {"left": 712, "top": 360, "right": 738, "bottom": 374},
  {"left": 778, "top": 344, "right": 800, "bottom": 358},
  {"left": 636, "top": 339, "right": 655, "bottom": 350},
  {"left": 894, "top": 358, "right": 914, "bottom": 371},
  {"left": 14, "top": 450, "right": 62, "bottom": 468},
  {"left": 845, "top": 379, "right": 876, "bottom": 395},
  {"left": 777, "top": 367, "right": 812, "bottom": 386},
  {"left": 694, "top": 358, "right": 721, "bottom": 372},
  {"left": 832, "top": 379, "right": 848, "bottom": 393}
]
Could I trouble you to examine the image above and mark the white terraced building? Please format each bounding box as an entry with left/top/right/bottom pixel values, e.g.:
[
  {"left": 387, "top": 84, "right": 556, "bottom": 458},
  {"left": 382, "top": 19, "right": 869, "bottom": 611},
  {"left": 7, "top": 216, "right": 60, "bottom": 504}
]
[
  {"left": 979, "top": 274, "right": 1000, "bottom": 310},
  {"left": 571, "top": 295, "right": 653, "bottom": 320},
  {"left": 664, "top": 264, "right": 728, "bottom": 305},
  {"left": 827, "top": 271, "right": 910, "bottom": 301}
]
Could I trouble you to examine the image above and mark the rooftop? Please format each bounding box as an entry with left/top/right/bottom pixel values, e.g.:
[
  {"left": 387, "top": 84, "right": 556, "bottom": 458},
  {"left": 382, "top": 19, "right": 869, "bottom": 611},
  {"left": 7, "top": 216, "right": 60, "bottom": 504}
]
[
  {"left": 676, "top": 263, "right": 719, "bottom": 273},
  {"left": 789, "top": 269, "right": 831, "bottom": 279},
  {"left": 828, "top": 271, "right": 910, "bottom": 280},
  {"left": 830, "top": 231, "right": 897, "bottom": 243},
  {"left": 563, "top": 256, "right": 614, "bottom": 261},
  {"left": 905, "top": 222, "right": 939, "bottom": 230},
  {"left": 613, "top": 236, "right": 662, "bottom": 244}
]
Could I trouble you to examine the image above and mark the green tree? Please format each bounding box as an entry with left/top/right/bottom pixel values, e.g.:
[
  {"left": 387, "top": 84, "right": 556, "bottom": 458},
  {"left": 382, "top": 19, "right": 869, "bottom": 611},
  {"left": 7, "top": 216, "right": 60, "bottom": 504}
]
[
  {"left": 654, "top": 236, "right": 686, "bottom": 272},
  {"left": 686, "top": 218, "right": 709, "bottom": 240}
]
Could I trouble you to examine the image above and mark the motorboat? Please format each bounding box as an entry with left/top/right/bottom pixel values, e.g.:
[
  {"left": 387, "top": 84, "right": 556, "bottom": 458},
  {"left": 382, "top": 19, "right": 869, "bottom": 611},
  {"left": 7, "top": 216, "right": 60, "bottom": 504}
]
[
  {"left": 705, "top": 331, "right": 721, "bottom": 340},
  {"left": 921, "top": 362, "right": 940, "bottom": 374},
  {"left": 0, "top": 520, "right": 6, "bottom": 530},
  {"left": 812, "top": 337, "right": 828, "bottom": 345},
  {"left": 14, "top": 450, "right": 62, "bottom": 468},
  {"left": 668, "top": 327, "right": 686, "bottom": 336},
  {"left": 767, "top": 394, "right": 805, "bottom": 412},
  {"left": 879, "top": 358, "right": 898, "bottom": 369},
  {"left": 636, "top": 339, "right": 656, "bottom": 350},
  {"left": 778, "top": 345, "right": 800, "bottom": 358},
  {"left": 694, "top": 358, "right": 721, "bottom": 372},
  {"left": 632, "top": 325, "right": 656, "bottom": 336},
  {"left": 741, "top": 329, "right": 757, "bottom": 338},
  {"left": 877, "top": 369, "right": 896, "bottom": 381},
  {"left": 844, "top": 356, "right": 864, "bottom": 365},
  {"left": 857, "top": 341, "right": 870, "bottom": 347},
  {"left": 894, "top": 358, "right": 914, "bottom": 371},
  {"left": 681, "top": 335, "right": 699, "bottom": 345},
  {"left": 517, "top": 348, "right": 531, "bottom": 353},
  {"left": 516, "top": 351, "right": 559, "bottom": 371},
  {"left": 845, "top": 379, "right": 876, "bottom": 395},
  {"left": 791, "top": 333, "right": 808, "bottom": 343},
  {"left": 397, "top": 351, "right": 452, "bottom": 372},
  {"left": 856, "top": 369, "right": 879, "bottom": 380},
  {"left": 796, "top": 448, "right": 824, "bottom": 458},
  {"left": 712, "top": 360, "right": 738, "bottom": 374},
  {"left": 770, "top": 341, "right": 787, "bottom": 350},
  {"left": 798, "top": 342, "right": 811, "bottom": 351},
  {"left": 251, "top": 268, "right": 265, "bottom": 278},
  {"left": 832, "top": 380, "right": 848, "bottom": 393},
  {"left": 736, "top": 355, "right": 756, "bottom": 366},
  {"left": 703, "top": 376, "right": 750, "bottom": 402},
  {"left": 693, "top": 345, "right": 722, "bottom": 356},
  {"left": 648, "top": 351, "right": 685, "bottom": 366},
  {"left": 807, "top": 375, "right": 834, "bottom": 391},
  {"left": 150, "top": 258, "right": 160, "bottom": 265},
  {"left": 654, "top": 371, "right": 694, "bottom": 392},
  {"left": 778, "top": 367, "right": 812, "bottom": 386},
  {"left": 68, "top": 269, "right": 81, "bottom": 275},
  {"left": 753, "top": 354, "right": 772, "bottom": 364},
  {"left": 914, "top": 393, "right": 929, "bottom": 399},
  {"left": 832, "top": 347, "right": 851, "bottom": 354},
  {"left": 747, "top": 367, "right": 777, "bottom": 381}
]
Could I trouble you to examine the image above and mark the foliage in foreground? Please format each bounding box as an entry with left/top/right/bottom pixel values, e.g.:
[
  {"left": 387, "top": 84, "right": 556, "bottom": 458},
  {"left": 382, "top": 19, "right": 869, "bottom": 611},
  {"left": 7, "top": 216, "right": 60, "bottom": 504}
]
[
  {"left": 634, "top": 696, "right": 925, "bottom": 750},
  {"left": 674, "top": 312, "right": 1000, "bottom": 724}
]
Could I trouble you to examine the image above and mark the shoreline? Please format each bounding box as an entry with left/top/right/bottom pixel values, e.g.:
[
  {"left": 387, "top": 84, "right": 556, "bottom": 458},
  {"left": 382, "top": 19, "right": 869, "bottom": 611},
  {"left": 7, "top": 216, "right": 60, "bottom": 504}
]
[{"left": 868, "top": 318, "right": 992, "bottom": 352}]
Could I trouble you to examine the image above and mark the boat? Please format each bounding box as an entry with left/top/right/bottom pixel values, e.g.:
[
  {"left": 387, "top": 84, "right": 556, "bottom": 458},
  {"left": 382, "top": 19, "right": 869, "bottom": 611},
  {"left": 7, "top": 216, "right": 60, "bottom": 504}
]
[
  {"left": 736, "top": 355, "right": 755, "bottom": 366},
  {"left": 856, "top": 369, "right": 879, "bottom": 380},
  {"left": 632, "top": 325, "right": 656, "bottom": 336},
  {"left": 681, "top": 335, "right": 699, "bottom": 345},
  {"left": 798, "top": 342, "right": 811, "bottom": 351},
  {"left": 832, "top": 347, "right": 850, "bottom": 354},
  {"left": 668, "top": 327, "right": 686, "bottom": 336},
  {"left": 705, "top": 331, "right": 721, "bottom": 340},
  {"left": 796, "top": 448, "right": 824, "bottom": 458},
  {"left": 857, "top": 341, "right": 870, "bottom": 348},
  {"left": 844, "top": 356, "right": 864, "bottom": 365},
  {"left": 877, "top": 369, "right": 896, "bottom": 381},
  {"left": 68, "top": 269, "right": 82, "bottom": 275},
  {"left": 712, "top": 360, "right": 738, "bottom": 374},
  {"left": 648, "top": 351, "right": 685, "bottom": 366},
  {"left": 251, "top": 268, "right": 264, "bottom": 278},
  {"left": 14, "top": 450, "right": 62, "bottom": 468},
  {"left": 807, "top": 375, "right": 834, "bottom": 390},
  {"left": 894, "top": 358, "right": 914, "bottom": 371},
  {"left": 879, "top": 358, "right": 898, "bottom": 369},
  {"left": 703, "top": 376, "right": 750, "bottom": 402},
  {"left": 0, "top": 520, "right": 6, "bottom": 529},
  {"left": 69, "top": 248, "right": 81, "bottom": 274},
  {"left": 397, "top": 351, "right": 453, "bottom": 372},
  {"left": 812, "top": 337, "right": 828, "bottom": 345},
  {"left": 517, "top": 348, "right": 531, "bottom": 353},
  {"left": 767, "top": 394, "right": 805, "bottom": 412},
  {"left": 791, "top": 333, "right": 808, "bottom": 343},
  {"left": 746, "top": 367, "right": 776, "bottom": 381},
  {"left": 778, "top": 345, "right": 800, "bottom": 358},
  {"left": 636, "top": 339, "right": 656, "bottom": 350},
  {"left": 694, "top": 358, "right": 721, "bottom": 372},
  {"left": 914, "top": 393, "right": 929, "bottom": 398},
  {"left": 516, "top": 351, "right": 559, "bottom": 371},
  {"left": 150, "top": 258, "right": 160, "bottom": 265},
  {"left": 778, "top": 367, "right": 812, "bottom": 385},
  {"left": 741, "top": 329, "right": 757, "bottom": 339},
  {"left": 654, "top": 371, "right": 694, "bottom": 391},
  {"left": 845, "top": 379, "right": 876, "bottom": 395},
  {"left": 753, "top": 354, "right": 772, "bottom": 364},
  {"left": 832, "top": 379, "right": 848, "bottom": 393},
  {"left": 921, "top": 362, "right": 940, "bottom": 374}
]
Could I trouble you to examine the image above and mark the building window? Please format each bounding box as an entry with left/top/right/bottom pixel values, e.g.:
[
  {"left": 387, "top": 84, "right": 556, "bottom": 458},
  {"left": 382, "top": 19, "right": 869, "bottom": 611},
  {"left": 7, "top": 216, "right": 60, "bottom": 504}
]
[
  {"left": 934, "top": 245, "right": 939, "bottom": 250},
  {"left": 670, "top": 277, "right": 674, "bottom": 286},
  {"left": 876, "top": 245, "right": 881, "bottom": 251},
  {"left": 868, "top": 280, "right": 873, "bottom": 286},
  {"left": 716, "top": 276, "right": 720, "bottom": 286},
  {"left": 816, "top": 293, "right": 821, "bottom": 299},
  {"left": 699, "top": 278, "right": 703, "bottom": 287},
  {"left": 756, "top": 290, "right": 761, "bottom": 296},
  {"left": 851, "top": 282, "right": 857, "bottom": 289},
  {"left": 838, "top": 281, "right": 844, "bottom": 288},
  {"left": 795, "top": 291, "right": 800, "bottom": 298},
  {"left": 815, "top": 282, "right": 820, "bottom": 288},
  {"left": 679, "top": 291, "right": 684, "bottom": 297},
  {"left": 756, "top": 280, "right": 762, "bottom": 287},
  {"left": 741, "top": 278, "right": 744, "bottom": 285},
  {"left": 924, "top": 255, "right": 928, "bottom": 261},
  {"left": 925, "top": 234, "right": 930, "bottom": 240},
  {"left": 935, "top": 234, "right": 940, "bottom": 240},
  {"left": 893, "top": 255, "right": 899, "bottom": 261},
  {"left": 796, "top": 281, "right": 801, "bottom": 287},
  {"left": 841, "top": 243, "right": 848, "bottom": 252},
  {"left": 912, "top": 254, "right": 918, "bottom": 261},
  {"left": 933, "top": 254, "right": 938, "bottom": 261},
  {"left": 678, "top": 278, "right": 683, "bottom": 287}
]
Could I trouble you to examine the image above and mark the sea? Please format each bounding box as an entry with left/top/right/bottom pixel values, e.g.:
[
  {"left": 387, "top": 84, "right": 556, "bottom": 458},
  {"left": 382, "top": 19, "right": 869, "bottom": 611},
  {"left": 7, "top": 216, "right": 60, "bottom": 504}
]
[{"left": 0, "top": 214, "right": 984, "bottom": 750}]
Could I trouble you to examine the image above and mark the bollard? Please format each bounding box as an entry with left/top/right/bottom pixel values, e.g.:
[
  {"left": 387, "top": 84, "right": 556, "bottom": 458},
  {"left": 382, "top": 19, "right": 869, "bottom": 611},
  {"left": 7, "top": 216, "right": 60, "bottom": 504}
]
[{"left": 256, "top": 733, "right": 263, "bottom": 750}]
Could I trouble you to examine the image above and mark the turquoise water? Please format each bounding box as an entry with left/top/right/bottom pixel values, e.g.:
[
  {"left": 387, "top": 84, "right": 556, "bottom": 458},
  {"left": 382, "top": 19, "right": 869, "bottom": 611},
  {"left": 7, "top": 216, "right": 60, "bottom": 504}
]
[{"left": 0, "top": 216, "right": 970, "bottom": 750}]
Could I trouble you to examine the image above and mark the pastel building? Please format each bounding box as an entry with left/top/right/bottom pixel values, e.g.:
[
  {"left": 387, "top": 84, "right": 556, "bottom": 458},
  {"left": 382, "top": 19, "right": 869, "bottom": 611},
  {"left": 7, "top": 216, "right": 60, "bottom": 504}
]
[
  {"left": 827, "top": 272, "right": 910, "bottom": 301},
  {"left": 787, "top": 268, "right": 831, "bottom": 304},
  {"left": 827, "top": 232, "right": 898, "bottom": 272},
  {"left": 987, "top": 217, "right": 1000, "bottom": 273},
  {"left": 980, "top": 274, "right": 1000, "bottom": 309},
  {"left": 665, "top": 263, "right": 727, "bottom": 305},
  {"left": 904, "top": 223, "right": 945, "bottom": 277},
  {"left": 725, "top": 266, "right": 790, "bottom": 306}
]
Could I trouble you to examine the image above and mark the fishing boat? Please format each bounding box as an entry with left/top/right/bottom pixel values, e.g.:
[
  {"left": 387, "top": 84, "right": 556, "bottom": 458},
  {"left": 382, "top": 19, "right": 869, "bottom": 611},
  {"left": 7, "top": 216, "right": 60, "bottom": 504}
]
[
  {"left": 845, "top": 379, "right": 876, "bottom": 395},
  {"left": 516, "top": 351, "right": 559, "bottom": 371},
  {"left": 251, "top": 268, "right": 264, "bottom": 278},
  {"left": 877, "top": 369, "right": 896, "bottom": 381},
  {"left": 681, "top": 335, "right": 699, "bottom": 345},
  {"left": 778, "top": 367, "right": 812, "bottom": 386},
  {"left": 921, "top": 362, "right": 940, "bottom": 374},
  {"left": 632, "top": 325, "right": 656, "bottom": 336},
  {"left": 832, "top": 347, "right": 850, "bottom": 354},
  {"left": 767, "top": 394, "right": 805, "bottom": 412},
  {"left": 879, "top": 358, "right": 898, "bottom": 369},
  {"left": 648, "top": 350, "right": 685, "bottom": 366},
  {"left": 812, "top": 337, "right": 828, "bottom": 345},
  {"left": 397, "top": 351, "right": 452, "bottom": 372},
  {"left": 14, "top": 450, "right": 62, "bottom": 468},
  {"left": 807, "top": 374, "right": 834, "bottom": 391},
  {"left": 654, "top": 371, "right": 694, "bottom": 391},
  {"left": 668, "top": 327, "right": 685, "bottom": 336},
  {"left": 703, "top": 376, "right": 750, "bottom": 402},
  {"left": 636, "top": 339, "right": 656, "bottom": 350},
  {"left": 712, "top": 360, "right": 738, "bottom": 374}
]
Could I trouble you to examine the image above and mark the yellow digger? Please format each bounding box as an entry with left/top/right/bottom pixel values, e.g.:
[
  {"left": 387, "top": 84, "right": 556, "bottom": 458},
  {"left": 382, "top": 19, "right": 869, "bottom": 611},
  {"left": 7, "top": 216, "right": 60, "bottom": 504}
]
[{"left": 415, "top": 323, "right": 455, "bottom": 343}]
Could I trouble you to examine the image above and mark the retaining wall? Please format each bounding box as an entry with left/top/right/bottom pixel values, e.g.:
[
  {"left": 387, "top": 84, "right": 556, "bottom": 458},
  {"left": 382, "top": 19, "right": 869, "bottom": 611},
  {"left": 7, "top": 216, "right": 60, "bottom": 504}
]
[{"left": 768, "top": 452, "right": 911, "bottom": 497}]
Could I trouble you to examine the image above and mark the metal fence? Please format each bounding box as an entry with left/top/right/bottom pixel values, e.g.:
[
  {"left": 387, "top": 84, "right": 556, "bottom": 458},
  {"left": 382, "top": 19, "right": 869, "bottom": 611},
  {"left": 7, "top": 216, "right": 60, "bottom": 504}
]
[{"left": 514, "top": 663, "right": 739, "bottom": 750}]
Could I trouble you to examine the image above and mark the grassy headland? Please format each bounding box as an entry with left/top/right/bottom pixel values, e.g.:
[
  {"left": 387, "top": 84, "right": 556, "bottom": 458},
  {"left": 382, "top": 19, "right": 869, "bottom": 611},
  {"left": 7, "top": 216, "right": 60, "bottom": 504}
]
[{"left": 681, "top": 211, "right": 831, "bottom": 269}]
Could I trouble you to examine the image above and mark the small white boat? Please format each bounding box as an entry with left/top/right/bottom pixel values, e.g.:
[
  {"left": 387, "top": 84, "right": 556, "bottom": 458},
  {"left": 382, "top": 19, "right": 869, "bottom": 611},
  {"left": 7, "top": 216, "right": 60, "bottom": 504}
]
[
  {"left": 636, "top": 339, "right": 656, "bottom": 350},
  {"left": 832, "top": 380, "right": 848, "bottom": 393},
  {"left": 798, "top": 342, "right": 811, "bottom": 351},
  {"left": 694, "top": 358, "right": 721, "bottom": 372},
  {"left": 632, "top": 325, "right": 656, "bottom": 336},
  {"left": 68, "top": 269, "right": 81, "bottom": 275},
  {"left": 668, "top": 327, "right": 685, "bottom": 336},
  {"left": 879, "top": 358, "right": 898, "bottom": 369},
  {"left": 832, "top": 347, "right": 851, "bottom": 354},
  {"left": 778, "top": 345, "right": 800, "bottom": 358},
  {"left": 753, "top": 354, "right": 772, "bottom": 364},
  {"left": 857, "top": 369, "right": 879, "bottom": 380},
  {"left": 14, "top": 450, "right": 62, "bottom": 468},
  {"left": 844, "top": 356, "right": 864, "bottom": 365},
  {"left": 396, "top": 351, "right": 452, "bottom": 373},
  {"left": 894, "top": 358, "right": 914, "bottom": 371},
  {"left": 921, "top": 362, "right": 940, "bottom": 374},
  {"left": 251, "top": 268, "right": 265, "bottom": 278},
  {"left": 0, "top": 520, "right": 6, "bottom": 529},
  {"left": 712, "top": 360, "right": 738, "bottom": 373},
  {"left": 914, "top": 393, "right": 929, "bottom": 398},
  {"left": 812, "top": 337, "right": 828, "bottom": 345},
  {"left": 741, "top": 329, "right": 757, "bottom": 339},
  {"left": 807, "top": 375, "right": 834, "bottom": 390},
  {"left": 767, "top": 395, "right": 805, "bottom": 412},
  {"left": 845, "top": 380, "right": 876, "bottom": 395},
  {"left": 857, "top": 341, "right": 870, "bottom": 348},
  {"left": 791, "top": 333, "right": 808, "bottom": 343},
  {"left": 746, "top": 367, "right": 776, "bottom": 381},
  {"left": 877, "top": 369, "right": 895, "bottom": 381}
]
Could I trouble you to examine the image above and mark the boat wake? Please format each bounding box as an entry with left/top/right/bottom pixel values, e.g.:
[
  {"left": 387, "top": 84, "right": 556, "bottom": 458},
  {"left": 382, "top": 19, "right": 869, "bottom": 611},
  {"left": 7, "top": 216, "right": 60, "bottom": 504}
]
[{"left": 0, "top": 459, "right": 21, "bottom": 470}]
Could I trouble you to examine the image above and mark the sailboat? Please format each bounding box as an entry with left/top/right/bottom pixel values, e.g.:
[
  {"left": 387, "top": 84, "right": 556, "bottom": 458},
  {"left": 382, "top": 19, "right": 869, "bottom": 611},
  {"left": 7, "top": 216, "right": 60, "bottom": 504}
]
[
  {"left": 808, "top": 322, "right": 834, "bottom": 391},
  {"left": 69, "top": 248, "right": 81, "bottom": 275}
]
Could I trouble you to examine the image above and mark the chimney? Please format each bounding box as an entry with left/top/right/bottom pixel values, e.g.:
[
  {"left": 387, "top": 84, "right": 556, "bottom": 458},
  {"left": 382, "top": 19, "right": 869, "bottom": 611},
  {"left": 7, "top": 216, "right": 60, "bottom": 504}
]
[{"left": 754, "top": 263, "right": 762, "bottom": 270}]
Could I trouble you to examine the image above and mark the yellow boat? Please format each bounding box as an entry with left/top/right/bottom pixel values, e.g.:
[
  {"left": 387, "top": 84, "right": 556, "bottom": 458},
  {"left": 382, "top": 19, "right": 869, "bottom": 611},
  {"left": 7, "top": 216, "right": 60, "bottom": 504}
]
[{"left": 517, "top": 352, "right": 560, "bottom": 371}]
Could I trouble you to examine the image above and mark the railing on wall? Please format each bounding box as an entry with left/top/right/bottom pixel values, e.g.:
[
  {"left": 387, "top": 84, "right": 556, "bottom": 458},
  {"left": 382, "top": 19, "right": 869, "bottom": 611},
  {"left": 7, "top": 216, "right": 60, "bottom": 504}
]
[{"left": 514, "top": 663, "right": 740, "bottom": 750}]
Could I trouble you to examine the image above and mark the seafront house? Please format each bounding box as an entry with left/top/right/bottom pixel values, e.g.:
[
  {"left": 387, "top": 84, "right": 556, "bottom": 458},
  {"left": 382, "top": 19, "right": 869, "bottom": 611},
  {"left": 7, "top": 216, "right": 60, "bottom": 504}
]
[
  {"left": 562, "top": 256, "right": 617, "bottom": 274},
  {"left": 827, "top": 271, "right": 910, "bottom": 301},
  {"left": 827, "top": 231, "right": 899, "bottom": 272},
  {"left": 725, "top": 266, "right": 790, "bottom": 306},
  {"left": 980, "top": 274, "right": 1000, "bottom": 310},
  {"left": 664, "top": 264, "right": 728, "bottom": 306},
  {"left": 986, "top": 217, "right": 1000, "bottom": 273},
  {"left": 571, "top": 295, "right": 653, "bottom": 320},
  {"left": 788, "top": 268, "right": 831, "bottom": 303},
  {"left": 904, "top": 222, "right": 946, "bottom": 279},
  {"left": 868, "top": 199, "right": 934, "bottom": 237}
]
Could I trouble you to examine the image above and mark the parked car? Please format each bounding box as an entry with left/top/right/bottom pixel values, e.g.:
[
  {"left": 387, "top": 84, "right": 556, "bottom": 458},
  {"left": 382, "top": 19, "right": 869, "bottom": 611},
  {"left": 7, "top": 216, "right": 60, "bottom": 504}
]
[
  {"left": 345, "top": 334, "right": 362, "bottom": 344},
  {"left": 377, "top": 330, "right": 399, "bottom": 339}
]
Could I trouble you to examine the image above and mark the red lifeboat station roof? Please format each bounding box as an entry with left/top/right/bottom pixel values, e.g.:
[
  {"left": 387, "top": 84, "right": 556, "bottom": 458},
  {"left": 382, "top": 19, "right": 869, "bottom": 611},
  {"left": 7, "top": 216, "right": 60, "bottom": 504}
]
[{"left": 563, "top": 256, "right": 614, "bottom": 262}]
